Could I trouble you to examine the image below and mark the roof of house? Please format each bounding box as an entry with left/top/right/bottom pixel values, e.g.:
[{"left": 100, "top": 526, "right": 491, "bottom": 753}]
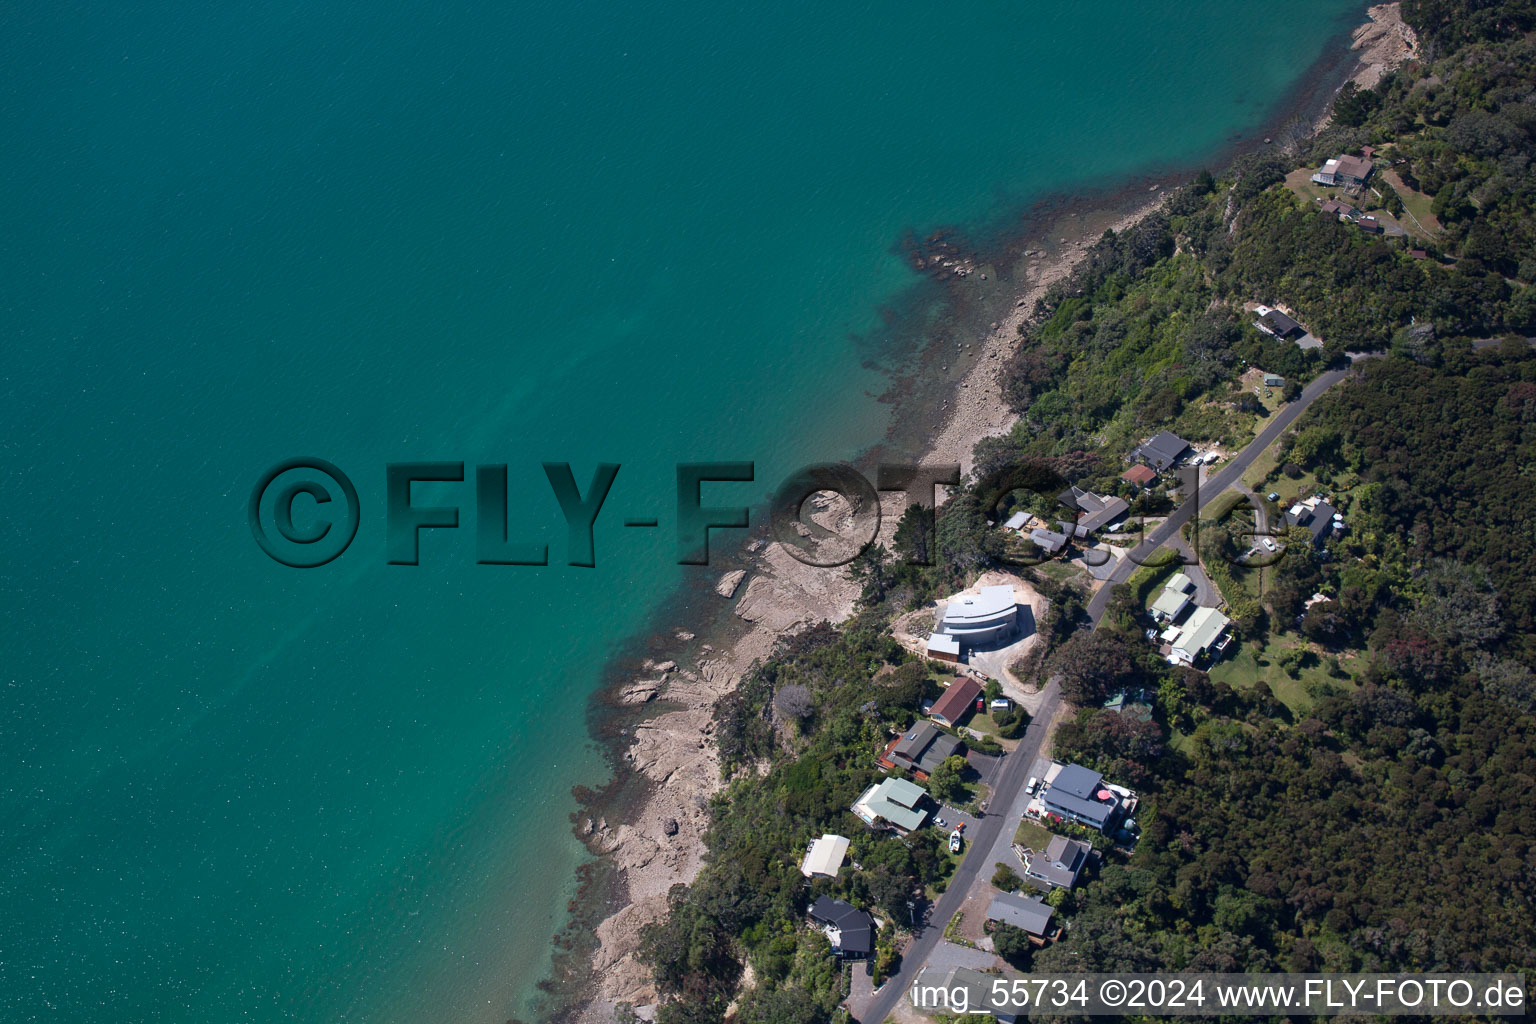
[
  {"left": 1151, "top": 587, "right": 1192, "bottom": 620},
  {"left": 1057, "top": 487, "right": 1130, "bottom": 533},
  {"left": 930, "top": 676, "right": 982, "bottom": 725},
  {"left": 1173, "top": 606, "right": 1230, "bottom": 657},
  {"left": 808, "top": 896, "right": 874, "bottom": 955},
  {"left": 942, "top": 585, "right": 1015, "bottom": 626},
  {"left": 1135, "top": 431, "right": 1191, "bottom": 470},
  {"left": 1056, "top": 520, "right": 1093, "bottom": 540},
  {"left": 1260, "top": 310, "right": 1303, "bottom": 336},
  {"left": 1263, "top": 373, "right": 1285, "bottom": 385},
  {"left": 926, "top": 632, "right": 960, "bottom": 656},
  {"left": 986, "top": 891, "right": 1055, "bottom": 935},
  {"left": 891, "top": 721, "right": 963, "bottom": 774},
  {"left": 1121, "top": 464, "right": 1157, "bottom": 486},
  {"left": 1030, "top": 527, "right": 1068, "bottom": 554},
  {"left": 852, "top": 777, "right": 930, "bottom": 831},
  {"left": 1320, "top": 199, "right": 1356, "bottom": 216},
  {"left": 801, "top": 834, "right": 850, "bottom": 878},
  {"left": 1357, "top": 216, "right": 1383, "bottom": 233},
  {"left": 1003, "top": 510, "right": 1029, "bottom": 531},
  {"left": 1050, "top": 763, "right": 1104, "bottom": 800},
  {"left": 1285, "top": 499, "right": 1339, "bottom": 541},
  {"left": 1335, "top": 154, "right": 1374, "bottom": 179},
  {"left": 1166, "top": 572, "right": 1195, "bottom": 594},
  {"left": 1026, "top": 834, "right": 1092, "bottom": 888}
]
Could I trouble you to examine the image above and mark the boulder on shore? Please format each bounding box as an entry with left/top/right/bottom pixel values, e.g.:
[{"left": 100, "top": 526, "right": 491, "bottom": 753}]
[{"left": 715, "top": 569, "right": 747, "bottom": 598}]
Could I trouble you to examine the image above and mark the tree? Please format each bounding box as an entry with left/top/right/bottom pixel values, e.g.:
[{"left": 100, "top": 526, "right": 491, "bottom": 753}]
[
  {"left": 991, "top": 922, "right": 1034, "bottom": 969},
  {"left": 893, "top": 502, "right": 936, "bottom": 566},
  {"left": 773, "top": 684, "right": 814, "bottom": 721},
  {"left": 1053, "top": 629, "right": 1140, "bottom": 707},
  {"left": 927, "top": 754, "right": 969, "bottom": 804},
  {"left": 992, "top": 862, "right": 1023, "bottom": 891}
]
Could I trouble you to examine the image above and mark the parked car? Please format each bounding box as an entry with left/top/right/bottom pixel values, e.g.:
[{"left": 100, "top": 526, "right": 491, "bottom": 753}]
[
  {"left": 1266, "top": 492, "right": 1281, "bottom": 502},
  {"left": 1262, "top": 538, "right": 1278, "bottom": 552},
  {"left": 934, "top": 817, "right": 947, "bottom": 829},
  {"left": 1026, "top": 776, "right": 1039, "bottom": 794}
]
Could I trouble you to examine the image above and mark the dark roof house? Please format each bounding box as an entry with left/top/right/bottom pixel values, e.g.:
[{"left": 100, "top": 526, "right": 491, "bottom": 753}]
[
  {"left": 1024, "top": 835, "right": 1092, "bottom": 890},
  {"left": 1040, "top": 763, "right": 1122, "bottom": 832},
  {"left": 1030, "top": 527, "right": 1068, "bottom": 555},
  {"left": 808, "top": 896, "right": 874, "bottom": 958},
  {"left": 1285, "top": 499, "right": 1341, "bottom": 546},
  {"left": 889, "top": 721, "right": 964, "bottom": 776},
  {"left": 929, "top": 677, "right": 982, "bottom": 727},
  {"left": 1057, "top": 486, "right": 1130, "bottom": 533},
  {"left": 1134, "top": 431, "right": 1191, "bottom": 471},
  {"left": 986, "top": 891, "right": 1054, "bottom": 936},
  {"left": 1257, "top": 309, "right": 1304, "bottom": 339}
]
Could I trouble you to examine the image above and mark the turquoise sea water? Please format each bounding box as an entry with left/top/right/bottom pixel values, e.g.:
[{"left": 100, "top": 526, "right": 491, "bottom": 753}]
[{"left": 1, "top": 1, "right": 1361, "bottom": 1020}]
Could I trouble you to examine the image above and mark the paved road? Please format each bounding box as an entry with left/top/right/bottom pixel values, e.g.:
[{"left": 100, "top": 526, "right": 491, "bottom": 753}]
[
  {"left": 853, "top": 682, "right": 1062, "bottom": 1023},
  {"left": 1085, "top": 365, "right": 1352, "bottom": 626},
  {"left": 855, "top": 363, "right": 1355, "bottom": 1022}
]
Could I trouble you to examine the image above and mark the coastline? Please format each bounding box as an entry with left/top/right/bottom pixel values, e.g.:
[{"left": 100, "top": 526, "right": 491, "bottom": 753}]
[{"left": 549, "top": 6, "right": 1417, "bottom": 1021}]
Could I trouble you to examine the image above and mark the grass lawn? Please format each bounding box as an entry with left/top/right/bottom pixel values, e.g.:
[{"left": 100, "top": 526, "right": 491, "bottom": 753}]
[
  {"left": 1013, "top": 818, "right": 1053, "bottom": 851},
  {"left": 1209, "top": 633, "right": 1360, "bottom": 714},
  {"left": 1035, "top": 559, "right": 1081, "bottom": 584},
  {"left": 1243, "top": 443, "right": 1284, "bottom": 490},
  {"left": 1380, "top": 168, "right": 1442, "bottom": 237},
  {"left": 1283, "top": 166, "right": 1331, "bottom": 206}
]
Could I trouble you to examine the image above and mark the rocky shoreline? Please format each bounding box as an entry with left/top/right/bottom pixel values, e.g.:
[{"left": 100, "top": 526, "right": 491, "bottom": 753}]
[{"left": 554, "top": 6, "right": 1415, "bottom": 1021}]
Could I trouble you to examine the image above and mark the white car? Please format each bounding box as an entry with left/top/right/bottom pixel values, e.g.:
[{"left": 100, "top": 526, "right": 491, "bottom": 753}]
[
  {"left": 1026, "top": 776, "right": 1039, "bottom": 794},
  {"left": 934, "top": 817, "right": 947, "bottom": 829},
  {"left": 1262, "top": 538, "right": 1278, "bottom": 552}
]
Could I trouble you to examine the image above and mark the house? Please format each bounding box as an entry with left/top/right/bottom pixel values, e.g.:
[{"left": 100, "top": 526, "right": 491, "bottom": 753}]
[
  {"left": 852, "top": 776, "right": 931, "bottom": 833},
  {"left": 1253, "top": 306, "right": 1304, "bottom": 340},
  {"left": 1312, "top": 153, "right": 1374, "bottom": 187},
  {"left": 925, "top": 632, "right": 960, "bottom": 664},
  {"left": 1150, "top": 572, "right": 1195, "bottom": 623},
  {"left": 1039, "top": 763, "right": 1122, "bottom": 832},
  {"left": 1057, "top": 485, "right": 1130, "bottom": 534},
  {"left": 1133, "top": 430, "right": 1191, "bottom": 471},
  {"left": 1150, "top": 585, "right": 1192, "bottom": 624},
  {"left": 1357, "top": 216, "right": 1384, "bottom": 235},
  {"left": 1263, "top": 373, "right": 1285, "bottom": 387},
  {"left": 1121, "top": 463, "right": 1157, "bottom": 488},
  {"left": 886, "top": 720, "right": 964, "bottom": 777},
  {"left": 937, "top": 585, "right": 1017, "bottom": 647},
  {"left": 1285, "top": 496, "right": 1342, "bottom": 546},
  {"left": 1002, "top": 510, "right": 1029, "bottom": 531},
  {"left": 1167, "top": 606, "right": 1232, "bottom": 667},
  {"left": 800, "top": 834, "right": 850, "bottom": 879},
  {"left": 986, "top": 891, "right": 1055, "bottom": 937},
  {"left": 1409, "top": 249, "right": 1428, "bottom": 260},
  {"left": 929, "top": 676, "right": 983, "bottom": 727},
  {"left": 1024, "top": 835, "right": 1092, "bottom": 890},
  {"left": 1319, "top": 199, "right": 1359, "bottom": 219},
  {"left": 1029, "top": 527, "right": 1068, "bottom": 555},
  {"left": 808, "top": 896, "right": 874, "bottom": 959}
]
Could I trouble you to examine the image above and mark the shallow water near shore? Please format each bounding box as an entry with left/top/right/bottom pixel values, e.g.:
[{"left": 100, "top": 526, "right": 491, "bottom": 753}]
[{"left": 2, "top": 1, "right": 1364, "bottom": 1020}]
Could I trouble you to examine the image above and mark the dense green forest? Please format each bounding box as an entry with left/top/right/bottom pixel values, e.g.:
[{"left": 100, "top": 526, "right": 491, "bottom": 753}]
[{"left": 628, "top": 3, "right": 1536, "bottom": 1021}]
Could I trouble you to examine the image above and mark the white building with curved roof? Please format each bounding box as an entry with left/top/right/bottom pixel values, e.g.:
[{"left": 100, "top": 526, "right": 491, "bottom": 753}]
[{"left": 938, "top": 584, "right": 1017, "bottom": 647}]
